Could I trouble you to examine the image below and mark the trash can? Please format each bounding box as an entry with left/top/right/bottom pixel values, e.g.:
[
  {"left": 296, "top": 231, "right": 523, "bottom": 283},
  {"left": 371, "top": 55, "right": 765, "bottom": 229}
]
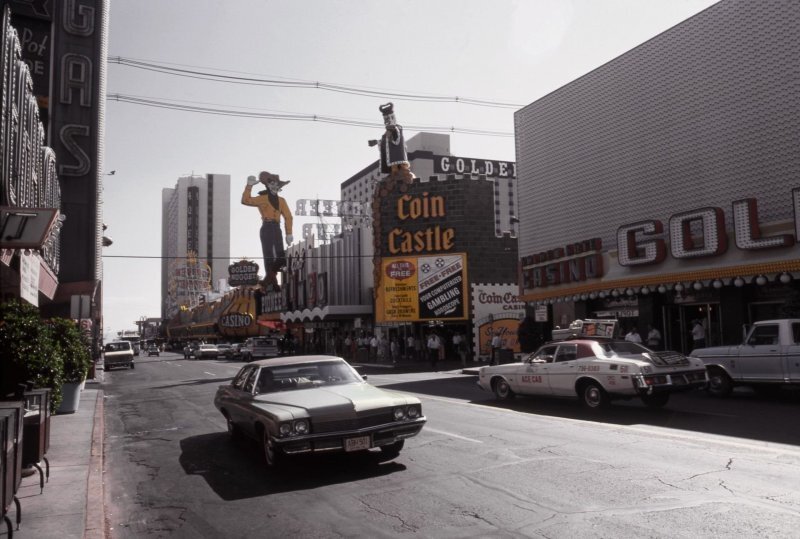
[
  {"left": 0, "top": 401, "right": 24, "bottom": 531},
  {"left": 498, "top": 348, "right": 515, "bottom": 364},
  {"left": 20, "top": 388, "right": 51, "bottom": 493}
]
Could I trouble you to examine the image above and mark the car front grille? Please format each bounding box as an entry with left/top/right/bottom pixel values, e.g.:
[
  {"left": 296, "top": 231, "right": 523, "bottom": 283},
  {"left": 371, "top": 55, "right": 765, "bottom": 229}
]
[{"left": 313, "top": 411, "right": 395, "bottom": 434}]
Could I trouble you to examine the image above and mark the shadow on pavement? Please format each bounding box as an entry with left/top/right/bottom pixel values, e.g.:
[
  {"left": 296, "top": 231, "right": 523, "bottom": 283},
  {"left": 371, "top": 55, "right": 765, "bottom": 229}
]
[
  {"left": 179, "top": 432, "right": 406, "bottom": 500},
  {"left": 379, "top": 376, "right": 800, "bottom": 447},
  {"left": 155, "top": 377, "right": 234, "bottom": 390}
]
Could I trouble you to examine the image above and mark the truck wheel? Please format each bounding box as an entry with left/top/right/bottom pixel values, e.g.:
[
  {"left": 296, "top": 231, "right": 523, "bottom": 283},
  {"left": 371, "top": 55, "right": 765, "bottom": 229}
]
[
  {"left": 641, "top": 392, "right": 669, "bottom": 408},
  {"left": 707, "top": 369, "right": 733, "bottom": 398},
  {"left": 580, "top": 381, "right": 609, "bottom": 409}
]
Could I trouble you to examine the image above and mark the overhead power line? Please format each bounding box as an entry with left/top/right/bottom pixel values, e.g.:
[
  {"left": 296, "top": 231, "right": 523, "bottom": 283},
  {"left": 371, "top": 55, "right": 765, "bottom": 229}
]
[
  {"left": 108, "top": 56, "right": 524, "bottom": 109},
  {"left": 106, "top": 93, "right": 515, "bottom": 137}
]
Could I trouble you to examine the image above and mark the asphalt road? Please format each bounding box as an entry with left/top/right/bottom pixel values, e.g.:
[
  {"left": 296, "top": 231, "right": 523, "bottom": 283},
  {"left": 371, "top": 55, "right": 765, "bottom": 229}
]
[{"left": 102, "top": 352, "right": 800, "bottom": 537}]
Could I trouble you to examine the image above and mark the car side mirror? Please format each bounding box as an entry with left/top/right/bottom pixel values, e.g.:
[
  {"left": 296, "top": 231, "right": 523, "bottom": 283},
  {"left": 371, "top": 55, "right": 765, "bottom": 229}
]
[{"left": 361, "top": 375, "right": 368, "bottom": 381}]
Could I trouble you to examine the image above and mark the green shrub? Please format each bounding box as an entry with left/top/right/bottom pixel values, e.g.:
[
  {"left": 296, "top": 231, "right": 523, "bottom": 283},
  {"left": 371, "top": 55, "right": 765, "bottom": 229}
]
[
  {"left": 0, "top": 300, "right": 64, "bottom": 410},
  {"left": 50, "top": 318, "right": 91, "bottom": 384}
]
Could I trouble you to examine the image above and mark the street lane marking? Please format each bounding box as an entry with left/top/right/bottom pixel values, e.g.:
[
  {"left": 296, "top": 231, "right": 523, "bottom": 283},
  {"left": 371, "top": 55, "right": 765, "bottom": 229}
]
[
  {"left": 204, "top": 371, "right": 216, "bottom": 376},
  {"left": 425, "top": 427, "right": 483, "bottom": 444}
]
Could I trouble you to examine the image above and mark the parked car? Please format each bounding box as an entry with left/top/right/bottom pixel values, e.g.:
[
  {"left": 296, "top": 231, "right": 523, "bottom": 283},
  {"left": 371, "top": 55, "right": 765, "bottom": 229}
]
[
  {"left": 214, "top": 355, "right": 426, "bottom": 466},
  {"left": 104, "top": 341, "right": 135, "bottom": 371},
  {"left": 194, "top": 344, "right": 219, "bottom": 359},
  {"left": 147, "top": 345, "right": 160, "bottom": 357},
  {"left": 217, "top": 343, "right": 234, "bottom": 359},
  {"left": 240, "top": 336, "right": 280, "bottom": 362},
  {"left": 477, "top": 338, "right": 708, "bottom": 409},
  {"left": 231, "top": 343, "right": 244, "bottom": 359}
]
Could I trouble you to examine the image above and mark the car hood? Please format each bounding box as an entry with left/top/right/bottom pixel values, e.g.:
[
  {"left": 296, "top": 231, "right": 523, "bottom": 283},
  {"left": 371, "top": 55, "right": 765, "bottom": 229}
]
[
  {"left": 252, "top": 383, "right": 417, "bottom": 419},
  {"left": 688, "top": 345, "right": 740, "bottom": 358}
]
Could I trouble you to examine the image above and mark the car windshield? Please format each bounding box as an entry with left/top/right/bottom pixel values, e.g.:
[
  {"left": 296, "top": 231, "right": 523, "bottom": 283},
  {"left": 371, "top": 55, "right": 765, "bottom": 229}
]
[
  {"left": 594, "top": 341, "right": 650, "bottom": 357},
  {"left": 105, "top": 342, "right": 130, "bottom": 352},
  {"left": 256, "top": 360, "right": 362, "bottom": 393}
]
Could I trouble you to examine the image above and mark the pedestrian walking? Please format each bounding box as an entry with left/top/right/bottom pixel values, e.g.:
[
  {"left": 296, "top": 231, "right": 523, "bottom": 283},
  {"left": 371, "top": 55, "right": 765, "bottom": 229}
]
[
  {"left": 406, "top": 335, "right": 416, "bottom": 360},
  {"left": 691, "top": 320, "right": 706, "bottom": 351},
  {"left": 490, "top": 331, "right": 501, "bottom": 365},
  {"left": 369, "top": 334, "right": 379, "bottom": 362},
  {"left": 453, "top": 333, "right": 466, "bottom": 367},
  {"left": 625, "top": 327, "right": 642, "bottom": 343},
  {"left": 646, "top": 324, "right": 662, "bottom": 350},
  {"left": 427, "top": 333, "right": 441, "bottom": 369}
]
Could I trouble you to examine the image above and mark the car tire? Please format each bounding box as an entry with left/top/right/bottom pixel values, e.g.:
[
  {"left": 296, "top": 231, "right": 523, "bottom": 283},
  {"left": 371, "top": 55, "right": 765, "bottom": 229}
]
[
  {"left": 493, "top": 377, "right": 515, "bottom": 401},
  {"left": 580, "top": 381, "right": 609, "bottom": 409},
  {"left": 641, "top": 392, "right": 669, "bottom": 408},
  {"left": 103, "top": 366, "right": 109, "bottom": 372},
  {"left": 224, "top": 413, "right": 242, "bottom": 441},
  {"left": 379, "top": 440, "right": 404, "bottom": 460},
  {"left": 130, "top": 362, "right": 135, "bottom": 369},
  {"left": 262, "top": 427, "right": 283, "bottom": 467},
  {"left": 706, "top": 368, "right": 733, "bottom": 398}
]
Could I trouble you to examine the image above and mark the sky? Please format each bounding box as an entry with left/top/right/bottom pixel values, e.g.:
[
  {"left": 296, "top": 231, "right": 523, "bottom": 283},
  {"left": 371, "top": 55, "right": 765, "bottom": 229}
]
[{"left": 101, "top": 0, "right": 719, "bottom": 339}]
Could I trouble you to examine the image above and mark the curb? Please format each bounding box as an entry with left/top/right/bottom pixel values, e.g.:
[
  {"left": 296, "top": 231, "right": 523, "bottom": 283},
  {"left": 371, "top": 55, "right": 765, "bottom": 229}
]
[{"left": 83, "top": 389, "right": 105, "bottom": 539}]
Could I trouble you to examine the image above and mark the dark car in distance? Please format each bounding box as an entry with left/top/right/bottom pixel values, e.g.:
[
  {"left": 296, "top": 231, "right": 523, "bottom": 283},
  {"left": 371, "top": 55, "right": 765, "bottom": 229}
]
[{"left": 214, "top": 355, "right": 426, "bottom": 467}]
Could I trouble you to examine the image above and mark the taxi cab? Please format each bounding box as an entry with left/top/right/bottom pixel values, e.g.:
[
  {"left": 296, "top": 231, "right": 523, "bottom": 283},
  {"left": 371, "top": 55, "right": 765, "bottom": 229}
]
[{"left": 478, "top": 320, "right": 708, "bottom": 409}]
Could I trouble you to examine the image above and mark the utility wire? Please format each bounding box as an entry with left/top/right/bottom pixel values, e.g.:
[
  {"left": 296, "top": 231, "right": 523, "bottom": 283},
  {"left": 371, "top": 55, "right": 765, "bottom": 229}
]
[
  {"left": 109, "top": 56, "right": 524, "bottom": 109},
  {"left": 104, "top": 253, "right": 391, "bottom": 260},
  {"left": 107, "top": 93, "right": 515, "bottom": 137}
]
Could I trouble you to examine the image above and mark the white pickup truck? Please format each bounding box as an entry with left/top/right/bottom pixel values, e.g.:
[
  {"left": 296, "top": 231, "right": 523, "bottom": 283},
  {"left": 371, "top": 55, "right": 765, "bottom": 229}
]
[{"left": 691, "top": 319, "right": 800, "bottom": 396}]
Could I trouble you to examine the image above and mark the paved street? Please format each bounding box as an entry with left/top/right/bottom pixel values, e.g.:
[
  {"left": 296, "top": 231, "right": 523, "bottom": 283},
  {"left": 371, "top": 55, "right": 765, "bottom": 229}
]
[{"left": 101, "top": 352, "right": 800, "bottom": 537}]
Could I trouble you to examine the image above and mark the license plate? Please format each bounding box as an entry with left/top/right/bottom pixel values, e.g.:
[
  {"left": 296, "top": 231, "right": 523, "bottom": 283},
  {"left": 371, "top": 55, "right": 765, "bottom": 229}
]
[{"left": 344, "top": 436, "right": 370, "bottom": 452}]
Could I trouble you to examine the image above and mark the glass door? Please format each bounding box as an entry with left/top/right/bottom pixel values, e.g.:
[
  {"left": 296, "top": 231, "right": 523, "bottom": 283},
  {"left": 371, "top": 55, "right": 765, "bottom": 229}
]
[{"left": 663, "top": 302, "right": 722, "bottom": 353}]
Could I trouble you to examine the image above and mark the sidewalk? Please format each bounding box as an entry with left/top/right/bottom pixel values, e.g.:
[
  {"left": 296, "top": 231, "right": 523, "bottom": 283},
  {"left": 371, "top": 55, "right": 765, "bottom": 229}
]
[
  {"left": 1, "top": 381, "right": 106, "bottom": 539},
  {"left": 348, "top": 356, "right": 483, "bottom": 376}
]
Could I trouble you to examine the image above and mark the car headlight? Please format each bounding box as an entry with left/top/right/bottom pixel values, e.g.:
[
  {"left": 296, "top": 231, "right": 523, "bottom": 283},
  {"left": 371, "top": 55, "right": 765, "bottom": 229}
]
[
  {"left": 294, "top": 419, "right": 309, "bottom": 435},
  {"left": 393, "top": 407, "right": 406, "bottom": 421},
  {"left": 279, "top": 423, "right": 293, "bottom": 437},
  {"left": 407, "top": 406, "right": 419, "bottom": 419}
]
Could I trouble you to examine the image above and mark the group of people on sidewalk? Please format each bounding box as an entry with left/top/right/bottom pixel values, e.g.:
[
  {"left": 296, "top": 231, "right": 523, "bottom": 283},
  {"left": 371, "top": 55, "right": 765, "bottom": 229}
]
[{"left": 623, "top": 319, "right": 707, "bottom": 352}]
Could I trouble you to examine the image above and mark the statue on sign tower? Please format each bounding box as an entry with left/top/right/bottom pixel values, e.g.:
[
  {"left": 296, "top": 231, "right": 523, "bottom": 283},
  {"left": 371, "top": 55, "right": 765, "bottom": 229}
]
[
  {"left": 241, "top": 171, "right": 294, "bottom": 290},
  {"left": 368, "top": 102, "right": 416, "bottom": 185}
]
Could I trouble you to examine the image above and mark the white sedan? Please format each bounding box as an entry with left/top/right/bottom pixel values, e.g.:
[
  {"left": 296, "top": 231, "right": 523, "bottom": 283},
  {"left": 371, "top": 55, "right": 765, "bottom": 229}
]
[{"left": 478, "top": 339, "right": 708, "bottom": 409}]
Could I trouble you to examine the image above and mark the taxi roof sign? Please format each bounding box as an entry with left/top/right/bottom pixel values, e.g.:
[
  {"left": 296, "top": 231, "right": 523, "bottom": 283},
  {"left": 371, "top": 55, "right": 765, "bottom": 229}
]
[{"left": 552, "top": 319, "right": 618, "bottom": 340}]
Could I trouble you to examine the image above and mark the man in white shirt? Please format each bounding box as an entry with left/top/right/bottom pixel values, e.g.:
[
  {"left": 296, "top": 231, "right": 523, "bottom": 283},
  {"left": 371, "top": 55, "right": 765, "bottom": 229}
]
[
  {"left": 691, "top": 320, "right": 706, "bottom": 351},
  {"left": 646, "top": 325, "right": 662, "bottom": 350},
  {"left": 427, "top": 333, "right": 441, "bottom": 369},
  {"left": 406, "top": 335, "right": 416, "bottom": 360},
  {"left": 490, "top": 332, "right": 502, "bottom": 365},
  {"left": 453, "top": 333, "right": 466, "bottom": 367},
  {"left": 624, "top": 328, "right": 642, "bottom": 343}
]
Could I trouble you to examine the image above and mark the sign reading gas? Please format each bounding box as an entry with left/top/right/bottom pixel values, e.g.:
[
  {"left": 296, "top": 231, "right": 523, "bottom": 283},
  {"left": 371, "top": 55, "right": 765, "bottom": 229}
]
[{"left": 388, "top": 193, "right": 456, "bottom": 254}]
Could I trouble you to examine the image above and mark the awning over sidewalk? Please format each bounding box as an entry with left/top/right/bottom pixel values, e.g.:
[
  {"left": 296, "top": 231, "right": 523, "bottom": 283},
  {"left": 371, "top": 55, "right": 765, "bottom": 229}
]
[{"left": 281, "top": 304, "right": 372, "bottom": 323}]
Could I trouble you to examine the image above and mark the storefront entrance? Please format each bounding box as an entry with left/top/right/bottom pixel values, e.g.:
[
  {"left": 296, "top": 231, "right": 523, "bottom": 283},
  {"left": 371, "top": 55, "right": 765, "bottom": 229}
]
[{"left": 663, "top": 302, "right": 722, "bottom": 354}]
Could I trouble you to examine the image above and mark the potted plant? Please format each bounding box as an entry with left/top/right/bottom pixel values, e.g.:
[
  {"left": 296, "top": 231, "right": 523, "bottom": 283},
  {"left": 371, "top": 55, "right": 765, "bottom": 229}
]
[
  {"left": 0, "top": 300, "right": 64, "bottom": 411},
  {"left": 50, "top": 317, "right": 91, "bottom": 414}
]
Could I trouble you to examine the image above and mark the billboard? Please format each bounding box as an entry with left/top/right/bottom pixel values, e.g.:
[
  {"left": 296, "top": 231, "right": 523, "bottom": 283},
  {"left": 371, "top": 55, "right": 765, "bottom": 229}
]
[{"left": 376, "top": 253, "right": 468, "bottom": 323}]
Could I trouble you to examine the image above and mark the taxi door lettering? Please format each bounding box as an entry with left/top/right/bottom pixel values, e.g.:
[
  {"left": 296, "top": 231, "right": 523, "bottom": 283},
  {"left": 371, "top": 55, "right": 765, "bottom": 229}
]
[{"left": 521, "top": 375, "right": 542, "bottom": 384}]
